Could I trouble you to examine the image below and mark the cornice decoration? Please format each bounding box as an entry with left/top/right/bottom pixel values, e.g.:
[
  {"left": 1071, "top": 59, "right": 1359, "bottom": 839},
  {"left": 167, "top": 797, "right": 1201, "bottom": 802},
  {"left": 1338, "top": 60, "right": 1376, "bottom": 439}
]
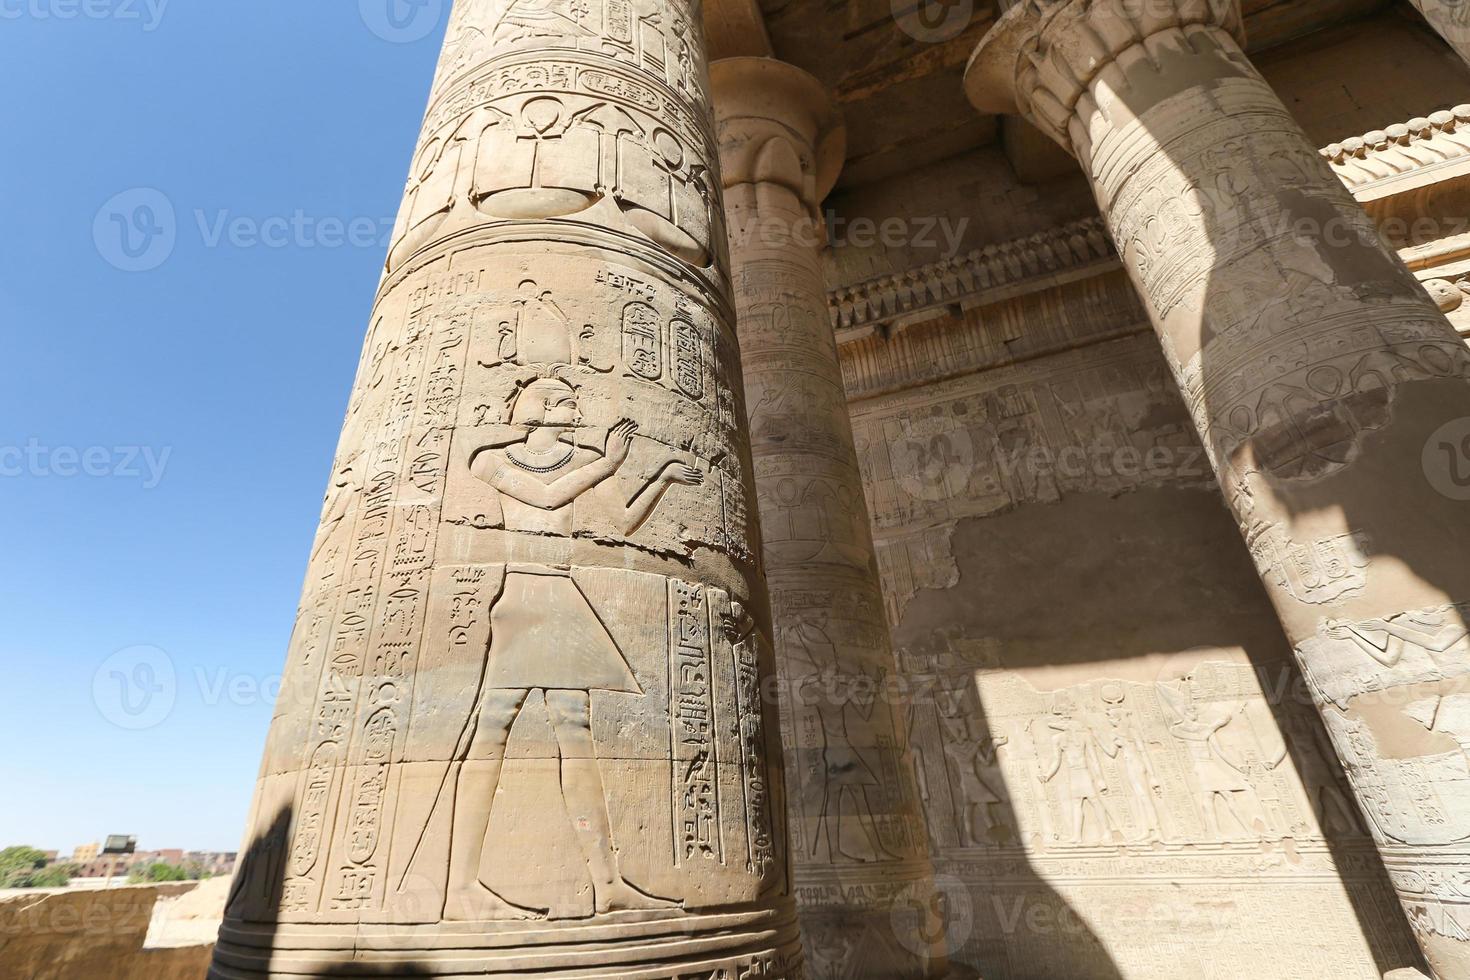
[
  {"left": 828, "top": 217, "right": 1115, "bottom": 340},
  {"left": 828, "top": 104, "right": 1470, "bottom": 346},
  {"left": 1321, "top": 105, "right": 1470, "bottom": 193}
]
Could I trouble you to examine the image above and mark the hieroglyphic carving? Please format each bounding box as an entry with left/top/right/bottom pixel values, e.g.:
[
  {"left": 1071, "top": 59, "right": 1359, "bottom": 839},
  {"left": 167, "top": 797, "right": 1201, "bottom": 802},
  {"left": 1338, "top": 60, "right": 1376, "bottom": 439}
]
[
  {"left": 212, "top": 0, "right": 801, "bottom": 974},
  {"left": 671, "top": 579, "right": 722, "bottom": 866},
  {"left": 717, "top": 591, "right": 778, "bottom": 878},
  {"left": 388, "top": 56, "right": 719, "bottom": 274}
]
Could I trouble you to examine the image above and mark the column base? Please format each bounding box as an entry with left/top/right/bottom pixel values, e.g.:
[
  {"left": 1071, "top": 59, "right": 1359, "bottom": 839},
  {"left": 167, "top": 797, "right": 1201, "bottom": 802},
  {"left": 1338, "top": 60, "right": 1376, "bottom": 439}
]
[{"left": 210, "top": 903, "right": 803, "bottom": 978}]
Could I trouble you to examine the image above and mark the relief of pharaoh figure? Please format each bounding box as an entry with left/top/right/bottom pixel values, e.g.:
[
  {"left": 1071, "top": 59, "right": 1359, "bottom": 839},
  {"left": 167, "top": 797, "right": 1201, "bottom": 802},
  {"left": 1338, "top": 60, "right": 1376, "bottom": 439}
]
[
  {"left": 1157, "top": 682, "right": 1266, "bottom": 841},
  {"left": 935, "top": 691, "right": 1011, "bottom": 846},
  {"left": 788, "top": 610, "right": 899, "bottom": 864},
  {"left": 440, "top": 375, "right": 703, "bottom": 919}
]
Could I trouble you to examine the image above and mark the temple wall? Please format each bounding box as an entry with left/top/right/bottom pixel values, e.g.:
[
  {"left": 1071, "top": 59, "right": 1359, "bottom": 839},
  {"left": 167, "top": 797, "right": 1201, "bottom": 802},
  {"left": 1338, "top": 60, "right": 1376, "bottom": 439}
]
[{"left": 828, "top": 10, "right": 1470, "bottom": 978}]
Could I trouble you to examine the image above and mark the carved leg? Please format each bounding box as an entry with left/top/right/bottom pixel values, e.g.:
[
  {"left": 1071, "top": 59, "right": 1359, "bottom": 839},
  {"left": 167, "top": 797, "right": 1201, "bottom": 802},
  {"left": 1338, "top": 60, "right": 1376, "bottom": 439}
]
[
  {"left": 838, "top": 787, "right": 894, "bottom": 862},
  {"left": 545, "top": 689, "right": 674, "bottom": 914},
  {"left": 447, "top": 688, "right": 535, "bottom": 920}
]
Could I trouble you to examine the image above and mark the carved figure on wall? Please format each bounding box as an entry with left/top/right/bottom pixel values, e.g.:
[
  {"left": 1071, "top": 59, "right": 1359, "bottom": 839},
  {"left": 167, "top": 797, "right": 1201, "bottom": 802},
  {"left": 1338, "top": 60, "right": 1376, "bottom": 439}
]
[
  {"left": 934, "top": 687, "right": 1017, "bottom": 846},
  {"left": 310, "top": 454, "right": 361, "bottom": 562},
  {"left": 1278, "top": 710, "right": 1364, "bottom": 836},
  {"left": 492, "top": 0, "right": 593, "bottom": 43},
  {"left": 1157, "top": 682, "right": 1267, "bottom": 840},
  {"left": 1093, "top": 686, "right": 1164, "bottom": 842},
  {"left": 1324, "top": 610, "right": 1469, "bottom": 670},
  {"left": 937, "top": 709, "right": 1011, "bottom": 847},
  {"left": 788, "top": 610, "right": 898, "bottom": 864},
  {"left": 1038, "top": 695, "right": 1117, "bottom": 845},
  {"left": 415, "top": 376, "right": 701, "bottom": 919}
]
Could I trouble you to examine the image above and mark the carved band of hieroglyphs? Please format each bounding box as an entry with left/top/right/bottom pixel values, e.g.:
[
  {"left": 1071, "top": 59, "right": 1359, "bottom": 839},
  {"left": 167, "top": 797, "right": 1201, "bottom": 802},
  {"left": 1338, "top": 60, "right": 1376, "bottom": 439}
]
[
  {"left": 431, "top": 0, "right": 706, "bottom": 113},
  {"left": 391, "top": 59, "right": 718, "bottom": 275},
  {"left": 671, "top": 579, "right": 723, "bottom": 866},
  {"left": 425, "top": 53, "right": 713, "bottom": 154}
]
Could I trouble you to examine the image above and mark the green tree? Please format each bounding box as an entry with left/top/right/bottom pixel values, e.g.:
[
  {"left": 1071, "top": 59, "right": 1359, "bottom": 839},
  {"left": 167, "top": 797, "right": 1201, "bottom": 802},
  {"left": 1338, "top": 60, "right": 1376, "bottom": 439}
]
[
  {"left": 128, "top": 861, "right": 189, "bottom": 883},
  {"left": 0, "top": 847, "right": 77, "bottom": 889},
  {"left": 27, "top": 865, "right": 78, "bottom": 888},
  {"left": 0, "top": 846, "right": 49, "bottom": 888}
]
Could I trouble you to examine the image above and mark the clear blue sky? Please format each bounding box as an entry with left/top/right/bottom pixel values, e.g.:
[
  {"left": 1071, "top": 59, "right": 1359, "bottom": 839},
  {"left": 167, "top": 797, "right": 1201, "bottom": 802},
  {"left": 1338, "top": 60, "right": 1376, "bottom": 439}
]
[{"left": 0, "top": 2, "right": 452, "bottom": 854}]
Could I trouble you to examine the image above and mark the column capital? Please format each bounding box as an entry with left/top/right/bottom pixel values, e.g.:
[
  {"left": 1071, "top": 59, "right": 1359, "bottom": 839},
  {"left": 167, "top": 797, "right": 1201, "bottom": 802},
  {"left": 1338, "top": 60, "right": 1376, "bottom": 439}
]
[
  {"left": 964, "top": 0, "right": 1245, "bottom": 153},
  {"left": 710, "top": 57, "right": 846, "bottom": 207}
]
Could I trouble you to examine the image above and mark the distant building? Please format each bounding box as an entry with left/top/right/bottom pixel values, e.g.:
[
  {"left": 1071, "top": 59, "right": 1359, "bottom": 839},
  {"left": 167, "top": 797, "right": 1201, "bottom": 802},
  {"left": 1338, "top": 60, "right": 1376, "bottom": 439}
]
[
  {"left": 72, "top": 848, "right": 237, "bottom": 880},
  {"left": 184, "top": 852, "right": 238, "bottom": 877},
  {"left": 70, "top": 842, "right": 100, "bottom": 864}
]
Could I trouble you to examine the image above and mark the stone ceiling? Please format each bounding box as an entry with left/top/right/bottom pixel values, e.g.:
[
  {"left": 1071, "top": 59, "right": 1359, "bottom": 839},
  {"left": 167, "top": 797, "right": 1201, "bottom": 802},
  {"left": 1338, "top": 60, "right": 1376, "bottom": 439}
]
[{"left": 748, "top": 0, "right": 1394, "bottom": 188}]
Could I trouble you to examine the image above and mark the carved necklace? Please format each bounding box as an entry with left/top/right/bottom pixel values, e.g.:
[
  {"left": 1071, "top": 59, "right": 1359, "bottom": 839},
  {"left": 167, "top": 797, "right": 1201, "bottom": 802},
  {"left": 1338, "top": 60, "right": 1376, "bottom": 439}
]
[{"left": 508, "top": 443, "right": 575, "bottom": 474}]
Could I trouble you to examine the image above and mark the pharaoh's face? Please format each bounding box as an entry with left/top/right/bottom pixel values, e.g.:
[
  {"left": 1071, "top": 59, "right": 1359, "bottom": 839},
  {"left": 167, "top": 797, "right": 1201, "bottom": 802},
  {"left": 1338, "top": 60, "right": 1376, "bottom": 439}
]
[
  {"left": 513, "top": 379, "right": 582, "bottom": 429},
  {"left": 541, "top": 389, "right": 580, "bottom": 428}
]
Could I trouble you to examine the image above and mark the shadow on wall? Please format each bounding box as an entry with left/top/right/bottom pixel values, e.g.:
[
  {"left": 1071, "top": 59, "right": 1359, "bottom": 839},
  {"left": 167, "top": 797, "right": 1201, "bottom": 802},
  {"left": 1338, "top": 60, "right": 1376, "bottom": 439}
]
[{"left": 889, "top": 481, "right": 1422, "bottom": 979}]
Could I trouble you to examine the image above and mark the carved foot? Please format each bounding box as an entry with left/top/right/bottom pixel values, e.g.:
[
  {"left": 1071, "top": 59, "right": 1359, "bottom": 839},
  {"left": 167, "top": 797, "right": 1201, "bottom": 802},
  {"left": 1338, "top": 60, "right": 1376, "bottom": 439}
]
[
  {"left": 594, "top": 877, "right": 678, "bottom": 914},
  {"left": 446, "top": 882, "right": 544, "bottom": 921}
]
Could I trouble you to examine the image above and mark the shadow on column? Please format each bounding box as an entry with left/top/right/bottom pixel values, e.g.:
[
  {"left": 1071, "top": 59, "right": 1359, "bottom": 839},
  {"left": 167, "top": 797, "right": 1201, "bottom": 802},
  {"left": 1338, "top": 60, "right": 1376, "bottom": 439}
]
[
  {"left": 1122, "top": 23, "right": 1468, "bottom": 977},
  {"left": 214, "top": 803, "right": 435, "bottom": 978}
]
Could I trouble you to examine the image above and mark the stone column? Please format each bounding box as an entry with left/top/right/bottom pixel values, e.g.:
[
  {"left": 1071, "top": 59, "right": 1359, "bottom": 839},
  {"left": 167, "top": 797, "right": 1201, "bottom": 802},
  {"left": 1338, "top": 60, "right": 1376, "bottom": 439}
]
[
  {"left": 209, "top": 2, "right": 805, "bottom": 977},
  {"left": 711, "top": 57, "right": 952, "bottom": 980},
  {"left": 968, "top": 2, "right": 1470, "bottom": 976},
  {"left": 1404, "top": 0, "right": 1470, "bottom": 71}
]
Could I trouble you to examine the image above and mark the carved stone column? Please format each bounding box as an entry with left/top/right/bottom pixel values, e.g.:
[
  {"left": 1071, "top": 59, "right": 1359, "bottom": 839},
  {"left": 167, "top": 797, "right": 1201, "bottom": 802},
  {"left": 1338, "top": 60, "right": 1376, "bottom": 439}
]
[
  {"left": 1405, "top": 0, "right": 1470, "bottom": 70},
  {"left": 712, "top": 57, "right": 951, "bottom": 980},
  {"left": 209, "top": 2, "right": 805, "bottom": 976},
  {"left": 969, "top": 2, "right": 1470, "bottom": 975}
]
